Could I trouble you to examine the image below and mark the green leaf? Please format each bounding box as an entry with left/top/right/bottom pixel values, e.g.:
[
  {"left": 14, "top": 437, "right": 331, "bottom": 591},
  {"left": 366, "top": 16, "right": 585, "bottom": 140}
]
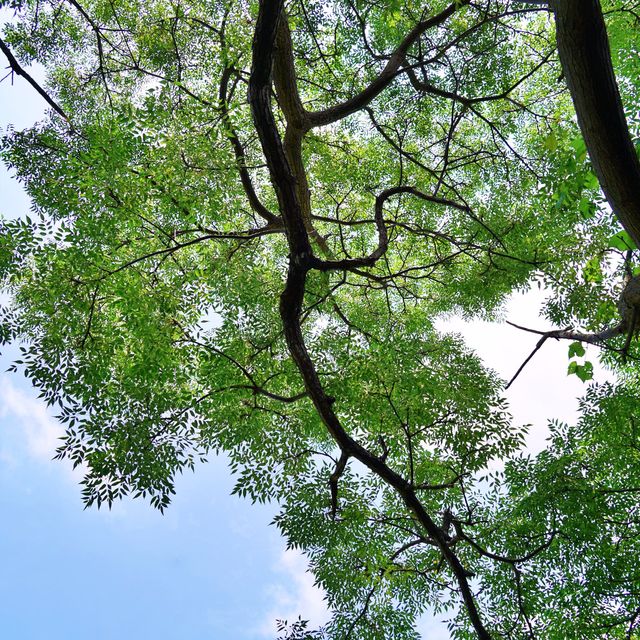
[
  {"left": 582, "top": 171, "right": 599, "bottom": 191},
  {"left": 608, "top": 230, "right": 637, "bottom": 251},
  {"left": 570, "top": 135, "right": 587, "bottom": 162},
  {"left": 567, "top": 360, "right": 594, "bottom": 382},
  {"left": 583, "top": 256, "right": 603, "bottom": 283},
  {"left": 576, "top": 360, "right": 594, "bottom": 382},
  {"left": 568, "top": 342, "right": 585, "bottom": 359},
  {"left": 543, "top": 131, "right": 558, "bottom": 152}
]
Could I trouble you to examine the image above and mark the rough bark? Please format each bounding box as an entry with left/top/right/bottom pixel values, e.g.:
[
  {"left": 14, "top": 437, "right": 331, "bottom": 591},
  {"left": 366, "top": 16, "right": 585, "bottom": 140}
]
[{"left": 552, "top": 0, "right": 640, "bottom": 247}]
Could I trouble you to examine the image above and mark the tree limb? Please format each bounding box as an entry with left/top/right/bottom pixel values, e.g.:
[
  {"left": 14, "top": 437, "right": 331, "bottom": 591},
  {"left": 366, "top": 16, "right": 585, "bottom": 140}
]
[
  {"left": 249, "top": 3, "right": 492, "bottom": 637},
  {"left": 505, "top": 320, "right": 624, "bottom": 389},
  {"left": 0, "top": 37, "right": 69, "bottom": 120},
  {"left": 219, "top": 66, "right": 280, "bottom": 224},
  {"left": 305, "top": 0, "right": 471, "bottom": 129}
]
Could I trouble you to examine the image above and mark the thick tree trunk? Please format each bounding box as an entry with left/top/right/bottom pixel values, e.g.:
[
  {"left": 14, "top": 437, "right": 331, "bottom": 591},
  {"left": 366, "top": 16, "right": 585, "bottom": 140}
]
[{"left": 552, "top": 0, "right": 640, "bottom": 247}]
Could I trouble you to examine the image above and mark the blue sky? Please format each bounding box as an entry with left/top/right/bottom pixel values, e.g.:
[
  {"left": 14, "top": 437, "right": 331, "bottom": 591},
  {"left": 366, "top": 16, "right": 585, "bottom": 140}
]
[
  {"left": 0, "top": 37, "right": 610, "bottom": 640},
  {"left": 0, "top": 65, "right": 336, "bottom": 640}
]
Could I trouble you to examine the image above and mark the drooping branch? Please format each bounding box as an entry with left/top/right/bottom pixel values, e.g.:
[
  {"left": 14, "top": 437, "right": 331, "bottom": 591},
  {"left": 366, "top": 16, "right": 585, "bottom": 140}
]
[
  {"left": 551, "top": 0, "right": 640, "bottom": 247},
  {"left": 98, "top": 225, "right": 281, "bottom": 280},
  {"left": 453, "top": 522, "right": 557, "bottom": 566},
  {"left": 405, "top": 49, "right": 553, "bottom": 108},
  {"left": 219, "top": 67, "right": 280, "bottom": 225}
]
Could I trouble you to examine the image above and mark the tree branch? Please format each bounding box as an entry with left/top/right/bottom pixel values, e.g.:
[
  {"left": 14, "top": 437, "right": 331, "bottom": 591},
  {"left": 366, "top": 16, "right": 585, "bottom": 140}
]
[
  {"left": 505, "top": 320, "right": 624, "bottom": 389},
  {"left": 0, "top": 37, "right": 69, "bottom": 120},
  {"left": 329, "top": 450, "right": 349, "bottom": 519},
  {"left": 249, "top": 4, "right": 492, "bottom": 637},
  {"left": 220, "top": 66, "right": 280, "bottom": 224},
  {"left": 305, "top": 0, "right": 470, "bottom": 129}
]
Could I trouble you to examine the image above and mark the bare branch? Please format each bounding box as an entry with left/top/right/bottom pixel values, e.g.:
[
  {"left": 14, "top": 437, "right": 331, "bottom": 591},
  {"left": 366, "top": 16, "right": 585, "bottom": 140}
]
[
  {"left": 505, "top": 320, "right": 624, "bottom": 388},
  {"left": 0, "top": 37, "right": 69, "bottom": 120}
]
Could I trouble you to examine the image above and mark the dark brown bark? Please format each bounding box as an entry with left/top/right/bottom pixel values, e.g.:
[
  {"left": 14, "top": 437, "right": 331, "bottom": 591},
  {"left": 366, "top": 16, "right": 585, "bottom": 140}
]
[
  {"left": 219, "top": 67, "right": 280, "bottom": 225},
  {"left": 552, "top": 0, "right": 640, "bottom": 247},
  {"left": 272, "top": 17, "right": 333, "bottom": 254},
  {"left": 248, "top": 2, "right": 492, "bottom": 638},
  {"left": 247, "top": 1, "right": 311, "bottom": 257}
]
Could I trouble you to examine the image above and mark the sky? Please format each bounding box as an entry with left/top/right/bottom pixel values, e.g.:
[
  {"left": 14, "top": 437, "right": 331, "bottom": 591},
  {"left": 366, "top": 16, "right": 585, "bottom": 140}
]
[{"left": 0, "top": 41, "right": 612, "bottom": 640}]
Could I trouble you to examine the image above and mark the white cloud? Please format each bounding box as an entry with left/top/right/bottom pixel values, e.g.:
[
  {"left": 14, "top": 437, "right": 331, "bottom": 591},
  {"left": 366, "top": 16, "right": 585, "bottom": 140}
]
[
  {"left": 416, "top": 610, "right": 455, "bottom": 640},
  {"left": 259, "top": 549, "right": 330, "bottom": 638},
  {"left": 0, "top": 374, "right": 64, "bottom": 461},
  {"left": 437, "top": 288, "right": 615, "bottom": 453}
]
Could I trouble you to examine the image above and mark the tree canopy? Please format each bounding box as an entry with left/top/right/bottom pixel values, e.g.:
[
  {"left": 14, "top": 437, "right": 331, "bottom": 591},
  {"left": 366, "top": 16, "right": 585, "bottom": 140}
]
[{"left": 1, "top": 0, "right": 640, "bottom": 637}]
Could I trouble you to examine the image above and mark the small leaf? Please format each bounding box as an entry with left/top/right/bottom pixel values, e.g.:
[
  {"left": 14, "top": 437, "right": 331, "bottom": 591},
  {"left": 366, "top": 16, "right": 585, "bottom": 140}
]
[
  {"left": 570, "top": 135, "right": 587, "bottom": 161},
  {"left": 583, "top": 256, "right": 603, "bottom": 283},
  {"left": 582, "top": 171, "right": 599, "bottom": 191},
  {"left": 568, "top": 360, "right": 593, "bottom": 382},
  {"left": 578, "top": 197, "right": 595, "bottom": 219},
  {"left": 543, "top": 131, "right": 558, "bottom": 152},
  {"left": 568, "top": 342, "right": 585, "bottom": 359},
  {"left": 576, "top": 361, "right": 594, "bottom": 382}
]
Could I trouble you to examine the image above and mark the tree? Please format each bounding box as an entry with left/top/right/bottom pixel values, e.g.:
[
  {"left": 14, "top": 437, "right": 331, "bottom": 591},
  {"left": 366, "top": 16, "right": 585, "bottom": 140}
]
[{"left": 1, "top": 0, "right": 640, "bottom": 637}]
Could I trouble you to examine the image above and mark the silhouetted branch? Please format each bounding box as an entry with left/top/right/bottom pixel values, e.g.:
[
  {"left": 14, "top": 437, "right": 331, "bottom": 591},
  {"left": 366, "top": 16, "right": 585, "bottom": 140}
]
[{"left": 0, "top": 37, "right": 68, "bottom": 120}]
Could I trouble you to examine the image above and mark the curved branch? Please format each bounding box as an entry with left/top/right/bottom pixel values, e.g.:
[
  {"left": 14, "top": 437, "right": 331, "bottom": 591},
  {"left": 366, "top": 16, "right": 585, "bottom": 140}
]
[
  {"left": 455, "top": 525, "right": 557, "bottom": 566},
  {"left": 305, "top": 0, "right": 470, "bottom": 129},
  {"left": 249, "top": 5, "right": 492, "bottom": 637},
  {"left": 99, "top": 225, "right": 280, "bottom": 279},
  {"left": 220, "top": 67, "right": 280, "bottom": 224},
  {"left": 405, "top": 49, "right": 553, "bottom": 107},
  {"left": 311, "top": 186, "right": 394, "bottom": 271},
  {"left": 312, "top": 186, "right": 470, "bottom": 272}
]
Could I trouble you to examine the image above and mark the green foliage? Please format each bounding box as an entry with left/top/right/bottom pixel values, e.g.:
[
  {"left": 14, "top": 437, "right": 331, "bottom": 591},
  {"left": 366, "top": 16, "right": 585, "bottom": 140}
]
[
  {"left": 608, "top": 230, "right": 637, "bottom": 252},
  {"left": 568, "top": 341, "right": 585, "bottom": 359},
  {"left": 2, "top": 0, "right": 640, "bottom": 638},
  {"left": 567, "top": 359, "right": 594, "bottom": 383},
  {"left": 484, "top": 383, "right": 640, "bottom": 638}
]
